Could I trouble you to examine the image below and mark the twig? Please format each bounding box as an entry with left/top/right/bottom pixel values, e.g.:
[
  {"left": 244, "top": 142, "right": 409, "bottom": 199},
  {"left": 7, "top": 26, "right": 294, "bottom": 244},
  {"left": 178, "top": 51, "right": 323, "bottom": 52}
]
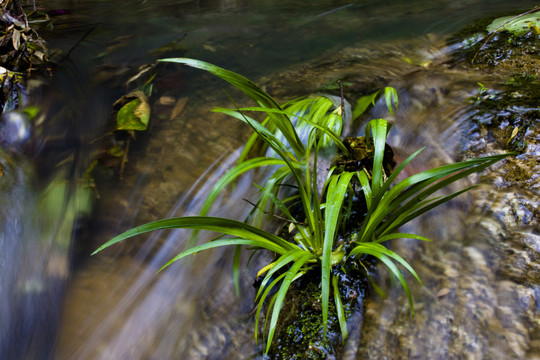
[
  {"left": 243, "top": 198, "right": 307, "bottom": 226},
  {"left": 53, "top": 26, "right": 96, "bottom": 67},
  {"left": 119, "top": 136, "right": 130, "bottom": 180},
  {"left": 339, "top": 79, "right": 345, "bottom": 116}
]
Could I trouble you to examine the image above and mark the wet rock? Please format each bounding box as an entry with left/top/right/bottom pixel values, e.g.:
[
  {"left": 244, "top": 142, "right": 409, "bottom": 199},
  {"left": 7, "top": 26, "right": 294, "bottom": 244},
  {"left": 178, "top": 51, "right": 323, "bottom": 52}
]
[
  {"left": 55, "top": 19, "right": 539, "bottom": 359},
  {"left": 355, "top": 24, "right": 540, "bottom": 360},
  {"left": 0, "top": 111, "right": 31, "bottom": 149}
]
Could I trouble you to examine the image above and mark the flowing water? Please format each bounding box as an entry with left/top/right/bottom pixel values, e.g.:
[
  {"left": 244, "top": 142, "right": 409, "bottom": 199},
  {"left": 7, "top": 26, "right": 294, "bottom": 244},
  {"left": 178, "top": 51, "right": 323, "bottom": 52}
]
[{"left": 1, "top": 1, "right": 538, "bottom": 359}]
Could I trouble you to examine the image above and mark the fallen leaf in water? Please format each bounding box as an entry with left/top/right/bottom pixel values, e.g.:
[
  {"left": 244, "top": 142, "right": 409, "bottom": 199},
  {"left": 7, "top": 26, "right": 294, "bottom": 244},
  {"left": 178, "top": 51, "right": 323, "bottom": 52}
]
[
  {"left": 507, "top": 126, "right": 519, "bottom": 145},
  {"left": 436, "top": 288, "right": 450, "bottom": 298},
  {"left": 12, "top": 29, "right": 20, "bottom": 51},
  {"left": 125, "top": 64, "right": 156, "bottom": 89},
  {"left": 159, "top": 96, "right": 176, "bottom": 106},
  {"left": 33, "top": 50, "right": 46, "bottom": 61},
  {"left": 203, "top": 43, "right": 217, "bottom": 52},
  {"left": 170, "top": 97, "right": 188, "bottom": 120},
  {"left": 114, "top": 91, "right": 150, "bottom": 131}
]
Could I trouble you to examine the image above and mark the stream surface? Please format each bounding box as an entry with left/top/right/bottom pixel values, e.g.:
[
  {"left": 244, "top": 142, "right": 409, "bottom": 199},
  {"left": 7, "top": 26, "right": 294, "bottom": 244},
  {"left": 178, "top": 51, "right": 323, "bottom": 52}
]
[{"left": 1, "top": 1, "right": 538, "bottom": 359}]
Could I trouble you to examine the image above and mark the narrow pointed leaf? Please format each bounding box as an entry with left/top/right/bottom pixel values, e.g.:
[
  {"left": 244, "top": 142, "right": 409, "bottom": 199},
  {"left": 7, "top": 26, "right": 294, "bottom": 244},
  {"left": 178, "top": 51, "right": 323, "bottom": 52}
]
[
  {"left": 333, "top": 275, "right": 348, "bottom": 342},
  {"left": 92, "top": 216, "right": 298, "bottom": 255},
  {"left": 322, "top": 171, "right": 354, "bottom": 335},
  {"left": 161, "top": 237, "right": 293, "bottom": 271},
  {"left": 350, "top": 244, "right": 416, "bottom": 315},
  {"left": 159, "top": 58, "right": 305, "bottom": 156},
  {"left": 375, "top": 233, "right": 432, "bottom": 244},
  {"left": 255, "top": 273, "right": 286, "bottom": 343},
  {"left": 265, "top": 254, "right": 311, "bottom": 354},
  {"left": 199, "top": 157, "right": 286, "bottom": 217},
  {"left": 255, "top": 249, "right": 313, "bottom": 302}
]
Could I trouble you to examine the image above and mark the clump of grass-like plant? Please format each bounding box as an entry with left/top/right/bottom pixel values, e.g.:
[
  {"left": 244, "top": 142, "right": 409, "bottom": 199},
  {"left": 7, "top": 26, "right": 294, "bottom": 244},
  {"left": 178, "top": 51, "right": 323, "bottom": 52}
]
[{"left": 93, "top": 58, "right": 510, "bottom": 354}]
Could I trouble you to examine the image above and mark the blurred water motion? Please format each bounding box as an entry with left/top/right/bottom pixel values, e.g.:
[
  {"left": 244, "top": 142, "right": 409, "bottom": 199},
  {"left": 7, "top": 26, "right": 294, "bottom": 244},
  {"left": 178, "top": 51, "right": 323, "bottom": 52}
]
[{"left": 1, "top": 0, "right": 537, "bottom": 359}]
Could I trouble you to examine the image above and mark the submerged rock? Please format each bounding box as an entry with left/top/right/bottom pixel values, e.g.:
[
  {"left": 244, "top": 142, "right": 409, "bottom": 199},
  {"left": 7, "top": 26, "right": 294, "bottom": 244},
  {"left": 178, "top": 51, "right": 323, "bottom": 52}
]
[
  {"left": 354, "top": 17, "right": 540, "bottom": 360},
  {"left": 0, "top": 111, "right": 31, "bottom": 149},
  {"left": 258, "top": 12, "right": 539, "bottom": 359}
]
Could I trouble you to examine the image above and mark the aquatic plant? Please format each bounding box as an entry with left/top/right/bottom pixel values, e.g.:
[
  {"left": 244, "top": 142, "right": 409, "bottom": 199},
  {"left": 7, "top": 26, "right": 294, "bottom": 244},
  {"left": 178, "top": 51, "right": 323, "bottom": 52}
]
[{"left": 93, "top": 59, "right": 510, "bottom": 354}]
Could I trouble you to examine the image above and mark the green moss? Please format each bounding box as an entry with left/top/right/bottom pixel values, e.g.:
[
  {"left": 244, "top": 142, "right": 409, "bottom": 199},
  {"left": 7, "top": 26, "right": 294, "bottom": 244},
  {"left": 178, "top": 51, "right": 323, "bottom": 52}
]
[
  {"left": 468, "top": 82, "right": 540, "bottom": 153},
  {"left": 267, "top": 248, "right": 371, "bottom": 359},
  {"left": 487, "top": 11, "right": 540, "bottom": 35},
  {"left": 462, "top": 77, "right": 539, "bottom": 187},
  {"left": 449, "top": 10, "right": 540, "bottom": 73},
  {"left": 271, "top": 280, "right": 339, "bottom": 360}
]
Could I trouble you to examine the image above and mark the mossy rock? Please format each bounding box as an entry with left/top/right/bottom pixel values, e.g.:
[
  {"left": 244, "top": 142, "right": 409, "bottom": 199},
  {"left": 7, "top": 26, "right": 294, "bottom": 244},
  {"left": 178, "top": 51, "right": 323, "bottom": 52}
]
[
  {"left": 268, "top": 259, "right": 369, "bottom": 360},
  {"left": 448, "top": 10, "right": 540, "bottom": 74},
  {"left": 487, "top": 11, "right": 540, "bottom": 34},
  {"left": 462, "top": 79, "right": 540, "bottom": 188},
  {"left": 466, "top": 81, "right": 539, "bottom": 152}
]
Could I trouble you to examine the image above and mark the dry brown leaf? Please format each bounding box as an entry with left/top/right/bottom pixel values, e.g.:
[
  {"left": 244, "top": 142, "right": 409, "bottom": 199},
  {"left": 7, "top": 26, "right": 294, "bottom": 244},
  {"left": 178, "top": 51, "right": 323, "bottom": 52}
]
[
  {"left": 169, "top": 97, "right": 188, "bottom": 120},
  {"left": 12, "top": 28, "right": 20, "bottom": 50},
  {"left": 158, "top": 96, "right": 175, "bottom": 106},
  {"left": 436, "top": 288, "right": 450, "bottom": 298}
]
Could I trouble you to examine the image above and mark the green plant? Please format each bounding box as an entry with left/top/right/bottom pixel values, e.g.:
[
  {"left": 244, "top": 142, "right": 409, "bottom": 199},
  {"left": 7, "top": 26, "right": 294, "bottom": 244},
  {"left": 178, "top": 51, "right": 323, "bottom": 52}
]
[
  {"left": 93, "top": 59, "right": 510, "bottom": 354},
  {"left": 352, "top": 86, "right": 398, "bottom": 120},
  {"left": 477, "top": 82, "right": 488, "bottom": 95}
]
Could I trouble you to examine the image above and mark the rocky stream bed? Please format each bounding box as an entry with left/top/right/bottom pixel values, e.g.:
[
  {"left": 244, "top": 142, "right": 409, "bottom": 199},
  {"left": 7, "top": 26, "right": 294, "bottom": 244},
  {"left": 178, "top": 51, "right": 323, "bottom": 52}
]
[{"left": 3, "top": 8, "right": 536, "bottom": 359}]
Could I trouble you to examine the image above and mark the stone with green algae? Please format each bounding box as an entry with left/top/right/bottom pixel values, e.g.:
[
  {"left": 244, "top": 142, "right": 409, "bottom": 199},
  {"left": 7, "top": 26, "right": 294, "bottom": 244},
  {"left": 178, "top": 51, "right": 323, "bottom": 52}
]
[{"left": 486, "top": 11, "right": 540, "bottom": 34}]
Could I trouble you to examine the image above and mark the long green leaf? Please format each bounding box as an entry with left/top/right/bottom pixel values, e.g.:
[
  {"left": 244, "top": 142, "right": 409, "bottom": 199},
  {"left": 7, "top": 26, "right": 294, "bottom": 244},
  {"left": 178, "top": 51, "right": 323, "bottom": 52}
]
[
  {"left": 349, "top": 243, "right": 417, "bottom": 315},
  {"left": 321, "top": 171, "right": 354, "bottom": 336},
  {"left": 266, "top": 253, "right": 311, "bottom": 354},
  {"left": 384, "top": 87, "right": 399, "bottom": 115},
  {"left": 232, "top": 245, "right": 242, "bottom": 295},
  {"left": 383, "top": 154, "right": 506, "bottom": 206},
  {"left": 368, "top": 119, "right": 388, "bottom": 195},
  {"left": 375, "top": 232, "right": 432, "bottom": 244},
  {"left": 369, "top": 147, "right": 425, "bottom": 211},
  {"left": 199, "top": 157, "right": 286, "bottom": 217},
  {"left": 379, "top": 186, "right": 476, "bottom": 237},
  {"left": 213, "top": 108, "right": 297, "bottom": 160},
  {"left": 356, "top": 170, "right": 372, "bottom": 208},
  {"left": 160, "top": 237, "right": 289, "bottom": 271},
  {"left": 218, "top": 106, "right": 348, "bottom": 155},
  {"left": 352, "top": 90, "right": 380, "bottom": 121},
  {"left": 361, "top": 154, "right": 508, "bottom": 242},
  {"left": 255, "top": 249, "right": 313, "bottom": 302},
  {"left": 357, "top": 147, "right": 425, "bottom": 241},
  {"left": 311, "top": 138, "right": 324, "bottom": 249},
  {"left": 92, "top": 216, "right": 298, "bottom": 255},
  {"left": 360, "top": 243, "right": 422, "bottom": 285},
  {"left": 374, "top": 154, "right": 508, "bottom": 237},
  {"left": 255, "top": 273, "right": 286, "bottom": 344},
  {"left": 332, "top": 275, "right": 348, "bottom": 342},
  {"left": 159, "top": 58, "right": 305, "bottom": 156}
]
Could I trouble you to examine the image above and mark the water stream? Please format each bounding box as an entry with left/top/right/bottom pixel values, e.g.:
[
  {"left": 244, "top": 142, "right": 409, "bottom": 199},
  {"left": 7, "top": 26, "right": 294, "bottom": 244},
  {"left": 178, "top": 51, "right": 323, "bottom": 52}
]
[{"left": 1, "top": 1, "right": 538, "bottom": 359}]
